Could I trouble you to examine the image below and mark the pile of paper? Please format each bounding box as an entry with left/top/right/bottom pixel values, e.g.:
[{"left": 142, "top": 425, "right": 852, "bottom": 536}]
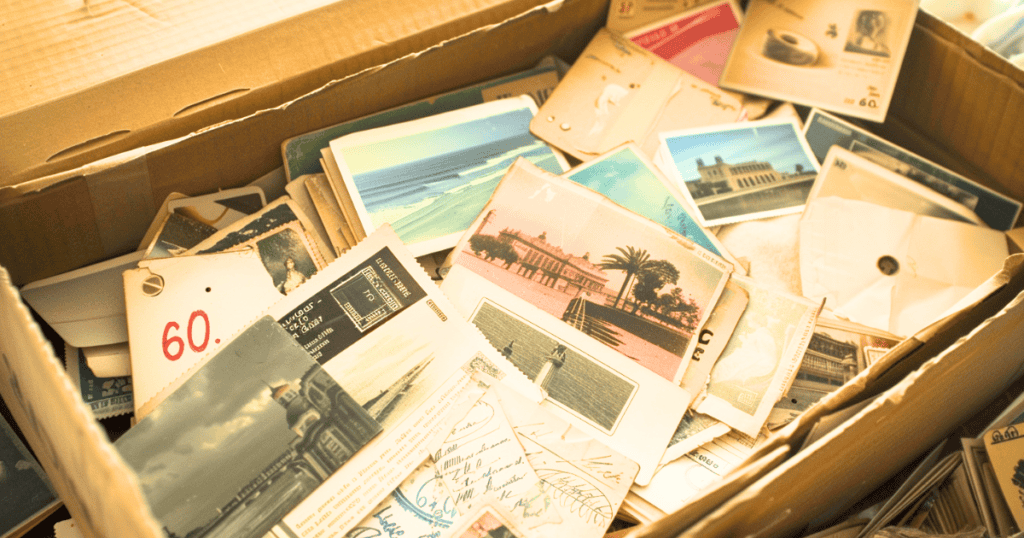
[{"left": 21, "top": 1, "right": 1024, "bottom": 537}]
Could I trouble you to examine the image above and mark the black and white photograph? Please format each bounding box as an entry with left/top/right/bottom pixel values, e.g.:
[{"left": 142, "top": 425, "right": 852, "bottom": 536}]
[
  {"left": 116, "top": 316, "right": 382, "bottom": 538},
  {"left": 252, "top": 224, "right": 321, "bottom": 295},
  {"left": 470, "top": 299, "right": 637, "bottom": 433},
  {"left": 0, "top": 414, "right": 60, "bottom": 538},
  {"left": 660, "top": 119, "right": 819, "bottom": 226}
]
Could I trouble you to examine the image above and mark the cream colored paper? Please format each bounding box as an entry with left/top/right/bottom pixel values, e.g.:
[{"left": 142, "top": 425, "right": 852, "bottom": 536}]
[
  {"left": 800, "top": 197, "right": 1009, "bottom": 337},
  {"left": 531, "top": 29, "right": 743, "bottom": 162}
]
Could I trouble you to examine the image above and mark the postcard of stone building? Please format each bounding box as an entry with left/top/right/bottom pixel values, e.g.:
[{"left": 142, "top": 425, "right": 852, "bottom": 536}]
[
  {"left": 765, "top": 316, "right": 901, "bottom": 430},
  {"left": 803, "top": 108, "right": 1022, "bottom": 230},
  {"left": 659, "top": 118, "right": 821, "bottom": 227},
  {"left": 116, "top": 316, "right": 384, "bottom": 538},
  {"left": 440, "top": 264, "right": 692, "bottom": 485},
  {"left": 718, "top": 0, "right": 919, "bottom": 122},
  {"left": 694, "top": 274, "right": 822, "bottom": 438},
  {"left": 563, "top": 143, "right": 738, "bottom": 266},
  {"left": 328, "top": 95, "right": 569, "bottom": 258},
  {"left": 442, "top": 158, "right": 734, "bottom": 386}
]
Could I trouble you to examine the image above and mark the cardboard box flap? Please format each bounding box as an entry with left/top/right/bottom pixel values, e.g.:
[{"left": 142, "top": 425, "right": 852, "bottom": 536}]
[
  {"left": 1, "top": 0, "right": 553, "bottom": 186},
  {"left": 0, "top": 0, "right": 605, "bottom": 287},
  {"left": 0, "top": 265, "right": 163, "bottom": 538},
  {"left": 648, "top": 278, "right": 1024, "bottom": 538},
  {"left": 886, "top": 9, "right": 1024, "bottom": 225}
]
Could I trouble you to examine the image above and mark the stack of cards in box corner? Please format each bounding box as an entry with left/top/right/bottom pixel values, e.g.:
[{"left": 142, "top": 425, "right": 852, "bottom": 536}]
[{"left": 15, "top": 2, "right": 1024, "bottom": 538}]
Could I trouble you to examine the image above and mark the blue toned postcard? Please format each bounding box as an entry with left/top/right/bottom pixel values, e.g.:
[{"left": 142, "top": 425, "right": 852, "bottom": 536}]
[
  {"left": 330, "top": 95, "right": 570, "bottom": 257},
  {"left": 0, "top": 411, "right": 60, "bottom": 538},
  {"left": 659, "top": 118, "right": 820, "bottom": 227},
  {"left": 803, "top": 108, "right": 1022, "bottom": 231},
  {"left": 565, "top": 144, "right": 735, "bottom": 263},
  {"left": 281, "top": 58, "right": 563, "bottom": 182}
]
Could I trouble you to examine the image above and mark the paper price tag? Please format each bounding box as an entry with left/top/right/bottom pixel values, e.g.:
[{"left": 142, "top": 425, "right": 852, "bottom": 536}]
[{"left": 124, "top": 249, "right": 284, "bottom": 417}]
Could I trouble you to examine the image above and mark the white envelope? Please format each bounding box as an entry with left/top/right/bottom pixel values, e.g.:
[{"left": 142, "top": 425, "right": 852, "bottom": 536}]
[
  {"left": 123, "top": 249, "right": 285, "bottom": 416},
  {"left": 800, "top": 197, "right": 1008, "bottom": 337}
]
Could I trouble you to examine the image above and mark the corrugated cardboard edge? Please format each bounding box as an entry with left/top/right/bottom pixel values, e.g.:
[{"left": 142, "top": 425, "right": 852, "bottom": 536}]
[
  {"left": 0, "top": 0, "right": 603, "bottom": 287},
  {"left": 0, "top": 265, "right": 163, "bottom": 538},
  {"left": 662, "top": 279, "right": 1024, "bottom": 538}
]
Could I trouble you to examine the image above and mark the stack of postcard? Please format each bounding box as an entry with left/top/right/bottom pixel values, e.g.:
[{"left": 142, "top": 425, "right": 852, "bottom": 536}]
[{"left": 16, "top": 2, "right": 1024, "bottom": 537}]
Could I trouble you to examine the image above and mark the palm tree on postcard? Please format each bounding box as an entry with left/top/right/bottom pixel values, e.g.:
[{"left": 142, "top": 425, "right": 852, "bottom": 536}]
[{"left": 600, "top": 246, "right": 650, "bottom": 310}]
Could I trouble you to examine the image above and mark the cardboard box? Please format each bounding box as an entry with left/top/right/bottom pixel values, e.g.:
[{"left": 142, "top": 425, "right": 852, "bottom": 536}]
[{"left": 2, "top": 2, "right": 1024, "bottom": 537}]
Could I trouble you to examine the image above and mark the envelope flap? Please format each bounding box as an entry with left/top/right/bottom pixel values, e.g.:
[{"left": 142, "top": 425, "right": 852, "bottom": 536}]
[{"left": 531, "top": 29, "right": 680, "bottom": 159}]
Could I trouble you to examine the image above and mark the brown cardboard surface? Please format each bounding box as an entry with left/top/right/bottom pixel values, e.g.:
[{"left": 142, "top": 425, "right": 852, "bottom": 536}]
[
  {"left": 0, "top": 0, "right": 556, "bottom": 186},
  {"left": 643, "top": 276, "right": 1024, "bottom": 538},
  {"left": 0, "top": 0, "right": 605, "bottom": 287},
  {"left": 0, "top": 266, "right": 163, "bottom": 538}
]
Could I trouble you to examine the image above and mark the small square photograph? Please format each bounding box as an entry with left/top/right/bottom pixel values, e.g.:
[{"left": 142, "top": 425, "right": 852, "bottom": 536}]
[
  {"left": 844, "top": 10, "right": 892, "bottom": 57},
  {"left": 660, "top": 119, "right": 819, "bottom": 226}
]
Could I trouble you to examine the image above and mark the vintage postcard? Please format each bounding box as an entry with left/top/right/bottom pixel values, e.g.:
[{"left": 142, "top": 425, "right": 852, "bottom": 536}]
[
  {"left": 143, "top": 211, "right": 220, "bottom": 260},
  {"left": 142, "top": 186, "right": 266, "bottom": 260},
  {"left": 983, "top": 425, "right": 1024, "bottom": 530},
  {"left": 116, "top": 316, "right": 383, "bottom": 538},
  {"left": 492, "top": 381, "right": 640, "bottom": 538},
  {"left": 765, "top": 317, "right": 900, "bottom": 430},
  {"left": 186, "top": 197, "right": 331, "bottom": 267},
  {"left": 659, "top": 118, "right": 820, "bottom": 226},
  {"left": 607, "top": 0, "right": 720, "bottom": 33},
  {"left": 304, "top": 172, "right": 356, "bottom": 254},
  {"left": 695, "top": 274, "right": 822, "bottom": 438},
  {"left": 431, "top": 388, "right": 562, "bottom": 529},
  {"left": 65, "top": 344, "right": 132, "bottom": 420},
  {"left": 441, "top": 264, "right": 692, "bottom": 485},
  {"left": 624, "top": 0, "right": 744, "bottom": 86},
  {"left": 344, "top": 459, "right": 460, "bottom": 538},
  {"left": 677, "top": 279, "right": 749, "bottom": 406},
  {"left": 281, "top": 57, "right": 564, "bottom": 181},
  {"left": 444, "top": 159, "right": 733, "bottom": 384},
  {"left": 284, "top": 174, "right": 336, "bottom": 258},
  {"left": 329, "top": 95, "right": 569, "bottom": 257},
  {"left": 660, "top": 409, "right": 731, "bottom": 464},
  {"left": 803, "top": 108, "right": 1022, "bottom": 230},
  {"left": 809, "top": 146, "right": 985, "bottom": 225},
  {"left": 634, "top": 430, "right": 766, "bottom": 514},
  {"left": 719, "top": 0, "right": 919, "bottom": 122},
  {"left": 125, "top": 249, "right": 296, "bottom": 418},
  {"left": 531, "top": 29, "right": 743, "bottom": 162},
  {"left": 564, "top": 144, "right": 736, "bottom": 263},
  {"left": 0, "top": 411, "right": 60, "bottom": 538},
  {"left": 448, "top": 500, "right": 534, "bottom": 538}
]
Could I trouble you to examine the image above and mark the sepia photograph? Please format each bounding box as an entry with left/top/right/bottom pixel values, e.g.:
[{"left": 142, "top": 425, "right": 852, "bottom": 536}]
[
  {"left": 661, "top": 119, "right": 819, "bottom": 227},
  {"left": 116, "top": 317, "right": 382, "bottom": 538},
  {"left": 253, "top": 224, "right": 322, "bottom": 295},
  {"left": 449, "top": 161, "right": 731, "bottom": 382},
  {"left": 718, "top": 0, "right": 918, "bottom": 121},
  {"left": 330, "top": 95, "right": 569, "bottom": 257},
  {"left": 471, "top": 299, "right": 637, "bottom": 433}
]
